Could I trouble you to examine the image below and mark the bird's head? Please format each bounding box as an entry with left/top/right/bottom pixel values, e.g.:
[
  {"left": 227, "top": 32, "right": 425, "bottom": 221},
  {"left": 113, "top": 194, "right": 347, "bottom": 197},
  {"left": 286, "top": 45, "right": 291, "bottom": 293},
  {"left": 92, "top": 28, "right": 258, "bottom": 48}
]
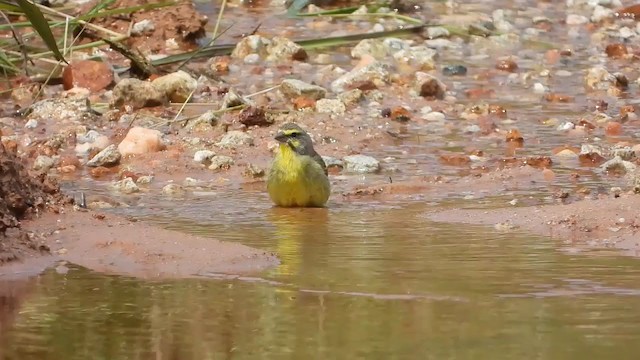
[{"left": 274, "top": 123, "right": 314, "bottom": 155}]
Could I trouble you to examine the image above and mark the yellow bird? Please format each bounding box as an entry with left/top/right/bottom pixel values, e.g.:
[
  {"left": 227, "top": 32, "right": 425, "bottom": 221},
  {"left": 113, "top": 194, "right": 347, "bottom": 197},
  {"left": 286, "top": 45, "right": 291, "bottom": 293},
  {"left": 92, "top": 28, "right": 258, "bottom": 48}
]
[{"left": 267, "top": 123, "right": 330, "bottom": 207}]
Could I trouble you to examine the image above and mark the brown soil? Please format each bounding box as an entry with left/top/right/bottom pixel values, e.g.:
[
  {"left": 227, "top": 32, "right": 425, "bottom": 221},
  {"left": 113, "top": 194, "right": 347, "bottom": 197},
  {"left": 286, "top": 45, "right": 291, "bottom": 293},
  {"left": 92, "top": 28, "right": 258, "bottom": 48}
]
[
  {"left": 81, "top": 0, "right": 208, "bottom": 55},
  {"left": 429, "top": 195, "right": 640, "bottom": 254},
  {"left": 0, "top": 141, "right": 69, "bottom": 263}
]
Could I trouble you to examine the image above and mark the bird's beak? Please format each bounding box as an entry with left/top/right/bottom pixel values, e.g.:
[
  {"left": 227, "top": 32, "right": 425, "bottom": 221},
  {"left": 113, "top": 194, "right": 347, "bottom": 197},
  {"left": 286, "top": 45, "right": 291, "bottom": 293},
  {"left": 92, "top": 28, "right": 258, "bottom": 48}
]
[{"left": 275, "top": 132, "right": 287, "bottom": 143}]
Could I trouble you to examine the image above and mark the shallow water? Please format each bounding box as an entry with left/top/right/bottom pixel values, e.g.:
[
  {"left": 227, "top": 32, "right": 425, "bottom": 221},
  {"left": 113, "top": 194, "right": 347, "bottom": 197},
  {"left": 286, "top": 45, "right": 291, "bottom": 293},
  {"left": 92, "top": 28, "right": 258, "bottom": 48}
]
[{"left": 4, "top": 191, "right": 640, "bottom": 359}]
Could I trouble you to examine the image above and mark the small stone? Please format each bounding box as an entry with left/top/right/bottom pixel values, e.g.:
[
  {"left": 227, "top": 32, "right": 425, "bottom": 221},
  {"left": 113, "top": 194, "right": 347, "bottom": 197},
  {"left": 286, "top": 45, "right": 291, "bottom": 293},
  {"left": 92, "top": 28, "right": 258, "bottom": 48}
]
[
  {"left": 231, "top": 34, "right": 271, "bottom": 59},
  {"left": 600, "top": 156, "right": 636, "bottom": 175},
  {"left": 338, "top": 89, "right": 364, "bottom": 107},
  {"left": 244, "top": 53, "right": 261, "bottom": 64},
  {"left": 237, "top": 106, "right": 271, "bottom": 126},
  {"left": 351, "top": 39, "right": 387, "bottom": 59},
  {"left": 136, "top": 175, "right": 154, "bottom": 184},
  {"left": 322, "top": 156, "right": 343, "bottom": 168},
  {"left": 441, "top": 65, "right": 467, "bottom": 76},
  {"left": 33, "top": 155, "right": 55, "bottom": 172},
  {"left": 131, "top": 19, "right": 154, "bottom": 35},
  {"left": 392, "top": 46, "right": 437, "bottom": 71},
  {"left": 316, "top": 99, "right": 346, "bottom": 115},
  {"left": 216, "top": 131, "right": 254, "bottom": 148},
  {"left": 566, "top": 14, "right": 589, "bottom": 25},
  {"left": 423, "top": 111, "right": 446, "bottom": 122},
  {"left": 193, "top": 150, "right": 216, "bottom": 164},
  {"left": 266, "top": 36, "right": 308, "bottom": 61},
  {"left": 118, "top": 127, "right": 165, "bottom": 156},
  {"left": 220, "top": 88, "right": 251, "bottom": 109},
  {"left": 151, "top": 70, "right": 198, "bottom": 103},
  {"left": 293, "top": 96, "right": 316, "bottom": 110},
  {"left": 532, "top": 83, "right": 547, "bottom": 94},
  {"left": 426, "top": 26, "right": 450, "bottom": 39},
  {"left": 605, "top": 121, "right": 622, "bottom": 136},
  {"left": 585, "top": 66, "right": 616, "bottom": 90},
  {"left": 112, "top": 177, "right": 139, "bottom": 194},
  {"left": 86, "top": 144, "right": 121, "bottom": 167},
  {"left": 62, "top": 60, "right": 114, "bottom": 92},
  {"left": 209, "top": 155, "right": 234, "bottom": 170},
  {"left": 280, "top": 79, "right": 327, "bottom": 100},
  {"left": 162, "top": 183, "right": 186, "bottom": 196},
  {"left": 343, "top": 154, "right": 380, "bottom": 173},
  {"left": 496, "top": 59, "right": 518, "bottom": 72},
  {"left": 111, "top": 78, "right": 167, "bottom": 109},
  {"left": 330, "top": 58, "right": 390, "bottom": 93},
  {"left": 606, "top": 43, "right": 628, "bottom": 58},
  {"left": 414, "top": 72, "right": 446, "bottom": 99},
  {"left": 24, "top": 119, "right": 38, "bottom": 129},
  {"left": 244, "top": 164, "right": 265, "bottom": 178}
]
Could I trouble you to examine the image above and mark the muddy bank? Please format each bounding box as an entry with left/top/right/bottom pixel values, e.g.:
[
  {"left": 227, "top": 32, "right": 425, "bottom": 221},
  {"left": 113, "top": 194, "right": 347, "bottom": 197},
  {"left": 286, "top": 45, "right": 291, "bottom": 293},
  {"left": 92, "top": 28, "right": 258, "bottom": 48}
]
[
  {"left": 429, "top": 195, "right": 640, "bottom": 254},
  {"left": 10, "top": 210, "right": 279, "bottom": 279}
]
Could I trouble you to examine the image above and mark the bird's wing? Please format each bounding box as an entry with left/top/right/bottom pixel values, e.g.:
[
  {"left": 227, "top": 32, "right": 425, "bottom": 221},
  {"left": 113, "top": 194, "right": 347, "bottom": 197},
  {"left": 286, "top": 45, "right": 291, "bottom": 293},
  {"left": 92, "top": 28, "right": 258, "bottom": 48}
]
[{"left": 312, "top": 152, "right": 328, "bottom": 176}]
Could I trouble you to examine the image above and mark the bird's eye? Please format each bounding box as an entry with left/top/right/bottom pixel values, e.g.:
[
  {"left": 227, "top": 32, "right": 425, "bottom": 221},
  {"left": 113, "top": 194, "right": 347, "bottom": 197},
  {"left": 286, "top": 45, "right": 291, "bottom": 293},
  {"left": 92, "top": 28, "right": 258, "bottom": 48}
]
[{"left": 290, "top": 132, "right": 298, "bottom": 137}]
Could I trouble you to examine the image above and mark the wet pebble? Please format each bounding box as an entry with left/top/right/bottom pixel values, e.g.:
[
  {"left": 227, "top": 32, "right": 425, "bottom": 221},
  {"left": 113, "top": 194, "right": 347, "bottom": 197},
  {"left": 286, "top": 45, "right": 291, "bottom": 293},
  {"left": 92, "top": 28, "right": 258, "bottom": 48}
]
[
  {"left": 280, "top": 79, "right": 327, "bottom": 100},
  {"left": 322, "top": 156, "right": 343, "bottom": 168},
  {"left": 441, "top": 65, "right": 467, "bottom": 76},
  {"left": 24, "top": 119, "right": 38, "bottom": 129},
  {"left": 243, "top": 53, "right": 261, "bottom": 64},
  {"left": 112, "top": 178, "right": 139, "bottom": 194},
  {"left": 136, "top": 175, "right": 154, "bottom": 185},
  {"left": 193, "top": 150, "right": 216, "bottom": 164},
  {"left": 216, "top": 131, "right": 254, "bottom": 149},
  {"left": 338, "top": 89, "right": 364, "bottom": 107},
  {"left": 209, "top": 155, "right": 234, "bottom": 170},
  {"left": 131, "top": 19, "right": 154, "bottom": 35},
  {"left": 111, "top": 78, "right": 167, "bottom": 109},
  {"left": 600, "top": 156, "right": 636, "bottom": 175},
  {"left": 566, "top": 14, "right": 589, "bottom": 25},
  {"left": 118, "top": 127, "right": 165, "bottom": 156},
  {"left": 151, "top": 70, "right": 198, "bottom": 103},
  {"left": 267, "top": 36, "right": 308, "bottom": 62},
  {"left": 426, "top": 26, "right": 450, "bottom": 39},
  {"left": 343, "top": 154, "right": 380, "bottom": 173},
  {"left": 330, "top": 58, "right": 390, "bottom": 93},
  {"left": 316, "top": 99, "right": 346, "bottom": 115},
  {"left": 414, "top": 72, "right": 446, "bottom": 99},
  {"left": 33, "top": 155, "right": 56, "bottom": 172},
  {"left": 162, "top": 183, "right": 187, "bottom": 196},
  {"left": 86, "top": 144, "right": 121, "bottom": 167}
]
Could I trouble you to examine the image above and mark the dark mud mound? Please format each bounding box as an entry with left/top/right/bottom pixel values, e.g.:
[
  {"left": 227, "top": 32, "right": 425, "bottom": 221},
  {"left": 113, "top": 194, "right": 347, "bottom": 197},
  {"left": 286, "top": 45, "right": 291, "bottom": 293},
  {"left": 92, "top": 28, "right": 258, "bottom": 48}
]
[{"left": 0, "top": 141, "right": 69, "bottom": 263}]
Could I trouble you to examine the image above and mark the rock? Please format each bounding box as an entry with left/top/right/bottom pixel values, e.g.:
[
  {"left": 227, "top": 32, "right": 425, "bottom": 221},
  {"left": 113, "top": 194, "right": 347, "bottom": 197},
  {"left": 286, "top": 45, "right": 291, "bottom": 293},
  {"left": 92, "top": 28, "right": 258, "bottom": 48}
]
[
  {"left": 209, "top": 155, "right": 234, "bottom": 170},
  {"left": 216, "top": 131, "right": 254, "bottom": 149},
  {"left": 185, "top": 110, "right": 217, "bottom": 132},
  {"left": 585, "top": 66, "right": 616, "bottom": 90},
  {"left": 231, "top": 34, "right": 271, "bottom": 59},
  {"left": 220, "top": 88, "right": 251, "bottom": 109},
  {"left": 322, "top": 156, "right": 343, "bottom": 168},
  {"left": 28, "top": 97, "right": 96, "bottom": 123},
  {"left": 193, "top": 150, "right": 216, "bottom": 164},
  {"left": 136, "top": 175, "right": 154, "bottom": 184},
  {"left": 612, "top": 146, "right": 635, "bottom": 161},
  {"left": 131, "top": 19, "right": 154, "bottom": 35},
  {"left": 62, "top": 60, "right": 114, "bottom": 92},
  {"left": 427, "top": 26, "right": 450, "bottom": 39},
  {"left": 266, "top": 36, "right": 308, "bottom": 61},
  {"left": 393, "top": 46, "right": 438, "bottom": 71},
  {"left": 351, "top": 39, "right": 388, "bottom": 59},
  {"left": 414, "top": 72, "right": 446, "bottom": 99},
  {"left": 280, "top": 79, "right": 327, "bottom": 100},
  {"left": 237, "top": 106, "right": 271, "bottom": 126},
  {"left": 75, "top": 135, "right": 110, "bottom": 156},
  {"left": 244, "top": 163, "right": 265, "bottom": 178},
  {"left": 343, "top": 154, "right": 380, "bottom": 173},
  {"left": 600, "top": 156, "right": 636, "bottom": 174},
  {"left": 118, "top": 127, "right": 165, "bottom": 157},
  {"left": 111, "top": 78, "right": 167, "bottom": 109},
  {"left": 423, "top": 111, "right": 446, "bottom": 122},
  {"left": 330, "top": 59, "right": 390, "bottom": 93},
  {"left": 592, "top": 5, "right": 614, "bottom": 22},
  {"left": 315, "top": 99, "right": 346, "bottom": 115},
  {"left": 566, "top": 14, "right": 589, "bottom": 25},
  {"left": 86, "top": 144, "right": 121, "bottom": 167},
  {"left": 338, "top": 89, "right": 364, "bottom": 107},
  {"left": 24, "top": 119, "right": 38, "bottom": 129},
  {"left": 243, "top": 53, "right": 261, "bottom": 64},
  {"left": 442, "top": 65, "right": 467, "bottom": 76},
  {"left": 33, "top": 155, "right": 55, "bottom": 172},
  {"left": 151, "top": 70, "right": 198, "bottom": 103},
  {"left": 162, "top": 183, "right": 186, "bottom": 196},
  {"left": 112, "top": 177, "right": 139, "bottom": 194}
]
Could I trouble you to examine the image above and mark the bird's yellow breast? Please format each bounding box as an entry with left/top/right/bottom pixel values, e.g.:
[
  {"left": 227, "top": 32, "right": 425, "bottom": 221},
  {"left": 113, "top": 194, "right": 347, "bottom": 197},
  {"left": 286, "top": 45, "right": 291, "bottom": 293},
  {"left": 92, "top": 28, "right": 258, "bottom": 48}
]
[{"left": 267, "top": 144, "right": 330, "bottom": 207}]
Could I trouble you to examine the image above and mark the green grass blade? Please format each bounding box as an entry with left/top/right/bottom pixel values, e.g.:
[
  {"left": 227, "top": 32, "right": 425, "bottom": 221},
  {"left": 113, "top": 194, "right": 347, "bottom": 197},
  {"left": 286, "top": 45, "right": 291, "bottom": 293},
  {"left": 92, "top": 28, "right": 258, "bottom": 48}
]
[{"left": 15, "top": 0, "right": 66, "bottom": 63}]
